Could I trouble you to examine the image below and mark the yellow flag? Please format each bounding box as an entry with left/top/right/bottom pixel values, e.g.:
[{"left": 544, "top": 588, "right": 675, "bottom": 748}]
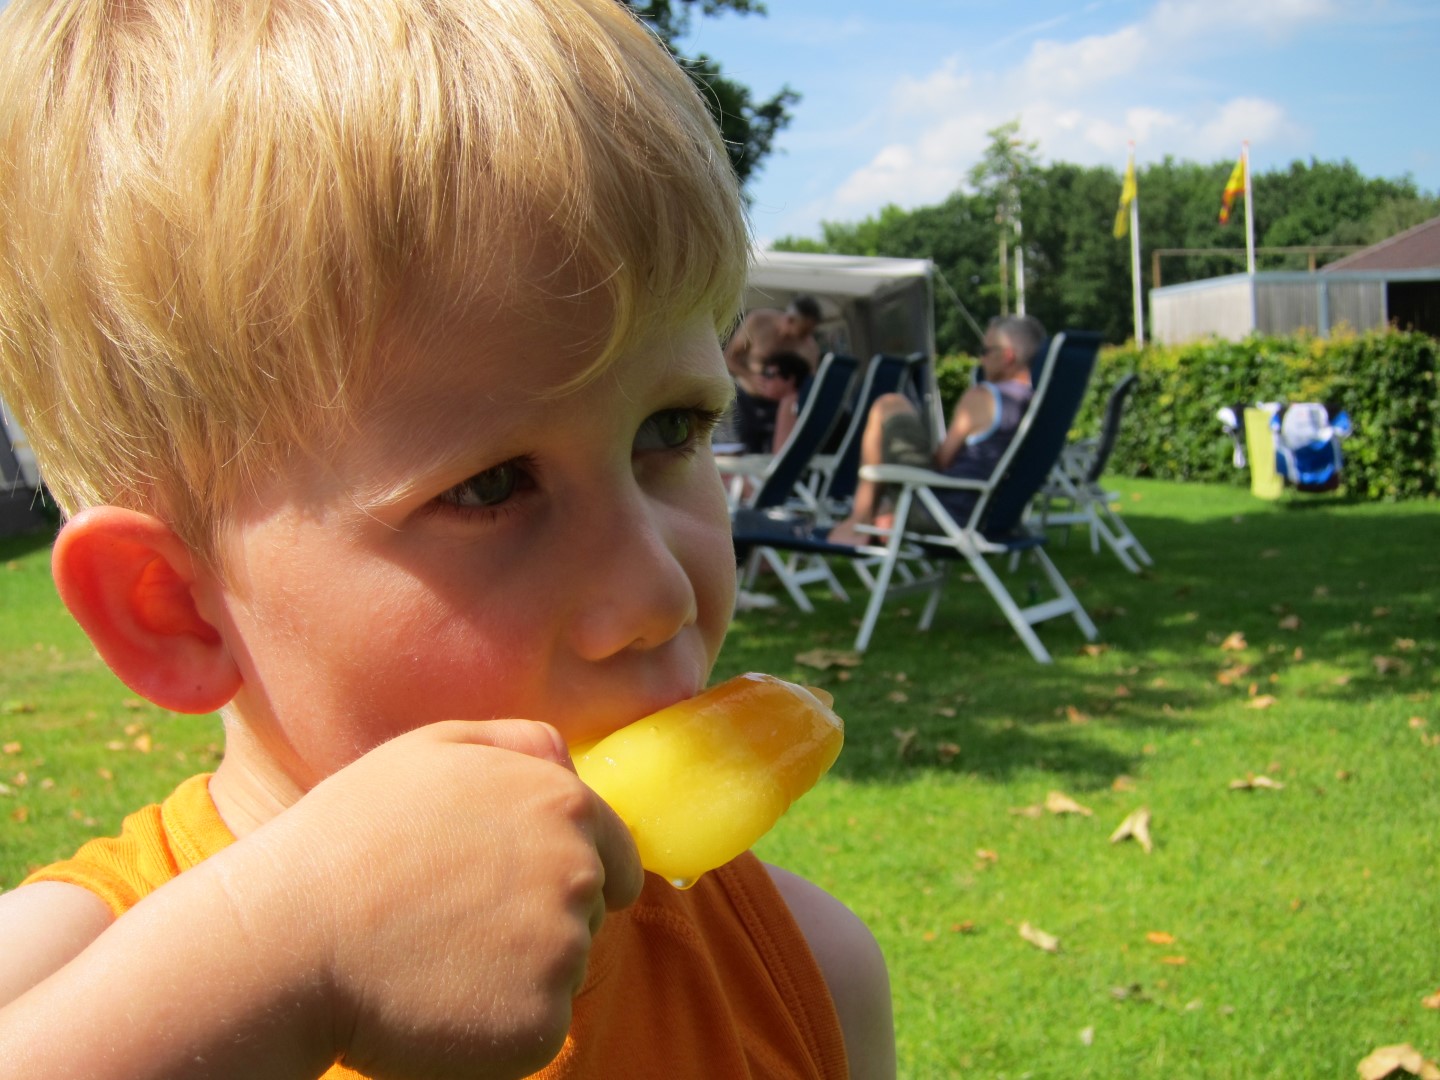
[
  {"left": 1114, "top": 154, "right": 1137, "bottom": 238},
  {"left": 1218, "top": 155, "right": 1246, "bottom": 224}
]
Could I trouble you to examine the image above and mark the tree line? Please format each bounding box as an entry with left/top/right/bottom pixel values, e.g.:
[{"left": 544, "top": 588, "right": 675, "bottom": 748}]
[{"left": 772, "top": 130, "right": 1440, "bottom": 353}]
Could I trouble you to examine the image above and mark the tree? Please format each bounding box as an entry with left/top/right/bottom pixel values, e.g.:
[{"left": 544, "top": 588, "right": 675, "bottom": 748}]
[
  {"left": 967, "top": 120, "right": 1040, "bottom": 316},
  {"left": 776, "top": 150, "right": 1437, "bottom": 352},
  {"left": 625, "top": 1, "right": 799, "bottom": 186}
]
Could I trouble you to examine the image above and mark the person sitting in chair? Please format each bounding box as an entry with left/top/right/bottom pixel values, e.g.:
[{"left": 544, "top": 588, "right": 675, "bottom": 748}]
[{"left": 826, "top": 315, "right": 1045, "bottom": 546}]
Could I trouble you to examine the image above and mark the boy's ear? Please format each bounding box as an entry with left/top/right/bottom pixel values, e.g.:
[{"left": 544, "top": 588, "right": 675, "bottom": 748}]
[{"left": 52, "top": 507, "right": 241, "bottom": 714}]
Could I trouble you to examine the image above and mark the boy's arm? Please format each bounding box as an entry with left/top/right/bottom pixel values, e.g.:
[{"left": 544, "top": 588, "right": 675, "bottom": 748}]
[
  {"left": 0, "top": 849, "right": 337, "bottom": 1079},
  {"left": 0, "top": 720, "right": 643, "bottom": 1080},
  {"left": 766, "top": 864, "right": 896, "bottom": 1080},
  {"left": 0, "top": 883, "right": 114, "bottom": 1008}
]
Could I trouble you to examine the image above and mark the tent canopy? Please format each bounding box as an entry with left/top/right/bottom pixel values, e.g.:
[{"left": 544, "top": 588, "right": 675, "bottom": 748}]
[{"left": 742, "top": 249, "right": 936, "bottom": 361}]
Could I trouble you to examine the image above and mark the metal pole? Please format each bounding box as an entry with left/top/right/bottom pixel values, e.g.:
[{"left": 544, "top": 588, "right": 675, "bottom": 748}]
[
  {"left": 1130, "top": 193, "right": 1144, "bottom": 346},
  {"left": 1243, "top": 141, "right": 1256, "bottom": 275}
]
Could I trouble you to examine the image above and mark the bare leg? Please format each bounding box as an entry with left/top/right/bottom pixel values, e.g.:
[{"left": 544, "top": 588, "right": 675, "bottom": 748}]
[{"left": 827, "top": 394, "right": 919, "bottom": 546}]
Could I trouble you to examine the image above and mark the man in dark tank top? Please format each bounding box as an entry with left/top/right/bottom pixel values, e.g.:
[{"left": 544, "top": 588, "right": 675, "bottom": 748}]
[{"left": 826, "top": 315, "right": 1045, "bottom": 546}]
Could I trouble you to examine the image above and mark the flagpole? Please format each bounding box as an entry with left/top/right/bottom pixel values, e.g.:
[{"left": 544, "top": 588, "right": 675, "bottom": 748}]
[
  {"left": 1130, "top": 195, "right": 1143, "bottom": 345},
  {"left": 1128, "top": 144, "right": 1143, "bottom": 345},
  {"left": 1242, "top": 140, "right": 1255, "bottom": 274}
]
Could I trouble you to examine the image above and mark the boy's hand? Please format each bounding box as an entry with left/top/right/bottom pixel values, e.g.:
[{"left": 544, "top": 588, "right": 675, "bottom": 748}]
[{"left": 237, "top": 719, "right": 643, "bottom": 1080}]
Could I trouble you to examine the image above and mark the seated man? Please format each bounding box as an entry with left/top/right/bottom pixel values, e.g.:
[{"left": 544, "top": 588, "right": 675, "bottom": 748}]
[
  {"left": 730, "top": 351, "right": 811, "bottom": 454},
  {"left": 827, "top": 315, "right": 1045, "bottom": 545}
]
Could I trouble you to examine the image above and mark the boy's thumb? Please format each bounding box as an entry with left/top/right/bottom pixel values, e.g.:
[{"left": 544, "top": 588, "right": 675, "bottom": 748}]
[{"left": 430, "top": 718, "right": 572, "bottom": 768}]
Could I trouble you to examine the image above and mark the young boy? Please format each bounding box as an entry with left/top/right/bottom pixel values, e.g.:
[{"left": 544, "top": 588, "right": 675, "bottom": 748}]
[{"left": 0, "top": 0, "right": 895, "bottom": 1076}]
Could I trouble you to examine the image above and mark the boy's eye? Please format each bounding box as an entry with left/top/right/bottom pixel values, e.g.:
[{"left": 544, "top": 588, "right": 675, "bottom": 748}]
[
  {"left": 438, "top": 461, "right": 522, "bottom": 508},
  {"left": 635, "top": 408, "right": 721, "bottom": 453}
]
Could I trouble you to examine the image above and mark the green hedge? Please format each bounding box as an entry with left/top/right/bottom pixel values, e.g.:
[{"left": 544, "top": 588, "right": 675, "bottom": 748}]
[{"left": 935, "top": 329, "right": 1440, "bottom": 501}]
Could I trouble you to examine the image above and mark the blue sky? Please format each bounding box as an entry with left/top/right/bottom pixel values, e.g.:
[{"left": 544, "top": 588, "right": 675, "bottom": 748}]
[{"left": 677, "top": 0, "right": 1440, "bottom": 246}]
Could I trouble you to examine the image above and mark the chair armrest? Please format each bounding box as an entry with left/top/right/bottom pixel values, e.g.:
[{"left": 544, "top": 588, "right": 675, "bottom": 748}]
[
  {"left": 714, "top": 454, "right": 772, "bottom": 478},
  {"left": 859, "top": 463, "right": 987, "bottom": 492}
]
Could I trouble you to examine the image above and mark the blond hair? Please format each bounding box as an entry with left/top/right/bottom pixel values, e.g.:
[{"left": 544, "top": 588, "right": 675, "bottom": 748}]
[{"left": 0, "top": 0, "right": 749, "bottom": 558}]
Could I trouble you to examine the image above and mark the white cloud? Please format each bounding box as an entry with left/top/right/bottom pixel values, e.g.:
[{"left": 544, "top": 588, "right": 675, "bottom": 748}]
[
  {"left": 1192, "top": 97, "right": 1294, "bottom": 157},
  {"left": 890, "top": 59, "right": 973, "bottom": 115},
  {"left": 1019, "top": 25, "right": 1147, "bottom": 97},
  {"left": 1151, "top": 0, "right": 1339, "bottom": 41},
  {"left": 807, "top": 0, "right": 1342, "bottom": 225}
]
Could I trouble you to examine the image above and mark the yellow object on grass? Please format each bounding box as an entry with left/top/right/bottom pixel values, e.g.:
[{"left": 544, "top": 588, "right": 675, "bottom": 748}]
[
  {"left": 1244, "top": 407, "right": 1283, "bottom": 500},
  {"left": 571, "top": 673, "right": 844, "bottom": 888}
]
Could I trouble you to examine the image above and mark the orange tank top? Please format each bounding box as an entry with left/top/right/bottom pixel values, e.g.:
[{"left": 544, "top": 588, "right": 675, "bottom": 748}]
[{"left": 24, "top": 774, "right": 848, "bottom": 1078}]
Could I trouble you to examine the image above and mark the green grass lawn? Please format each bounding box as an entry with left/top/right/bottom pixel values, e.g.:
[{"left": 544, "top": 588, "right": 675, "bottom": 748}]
[{"left": 3, "top": 478, "right": 1438, "bottom": 1078}]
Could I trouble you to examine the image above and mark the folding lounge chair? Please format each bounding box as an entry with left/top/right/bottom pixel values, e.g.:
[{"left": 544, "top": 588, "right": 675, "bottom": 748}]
[
  {"left": 1035, "top": 373, "right": 1153, "bottom": 573},
  {"left": 716, "top": 352, "right": 856, "bottom": 511},
  {"left": 809, "top": 352, "right": 932, "bottom": 519},
  {"left": 721, "top": 353, "right": 859, "bottom": 612},
  {"left": 847, "top": 331, "right": 1103, "bottom": 661}
]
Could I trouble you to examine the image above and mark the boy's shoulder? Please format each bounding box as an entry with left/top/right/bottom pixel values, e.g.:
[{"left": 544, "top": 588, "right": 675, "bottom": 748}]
[
  {"left": 19, "top": 774, "right": 224, "bottom": 916},
  {"left": 765, "top": 863, "right": 896, "bottom": 1080}
]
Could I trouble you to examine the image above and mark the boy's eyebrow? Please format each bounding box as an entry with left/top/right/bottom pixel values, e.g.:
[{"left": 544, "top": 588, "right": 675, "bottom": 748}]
[{"left": 348, "top": 368, "right": 736, "bottom": 516}]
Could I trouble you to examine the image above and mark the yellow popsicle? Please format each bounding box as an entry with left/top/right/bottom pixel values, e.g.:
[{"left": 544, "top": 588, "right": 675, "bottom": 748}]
[{"left": 571, "top": 673, "right": 844, "bottom": 888}]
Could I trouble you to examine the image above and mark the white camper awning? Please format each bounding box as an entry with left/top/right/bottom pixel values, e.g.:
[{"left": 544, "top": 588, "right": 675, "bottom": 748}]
[
  {"left": 741, "top": 249, "right": 937, "bottom": 361},
  {"left": 746, "top": 250, "right": 933, "bottom": 300}
]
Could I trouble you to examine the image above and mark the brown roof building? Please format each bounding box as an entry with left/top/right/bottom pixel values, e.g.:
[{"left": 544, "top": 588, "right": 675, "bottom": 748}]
[{"left": 1322, "top": 215, "right": 1440, "bottom": 272}]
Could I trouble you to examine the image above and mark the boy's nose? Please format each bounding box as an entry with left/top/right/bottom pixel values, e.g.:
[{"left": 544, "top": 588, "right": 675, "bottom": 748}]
[{"left": 565, "top": 494, "right": 701, "bottom": 661}]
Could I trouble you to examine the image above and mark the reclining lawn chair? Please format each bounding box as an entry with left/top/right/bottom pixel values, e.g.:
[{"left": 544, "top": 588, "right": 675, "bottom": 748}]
[
  {"left": 715, "top": 352, "right": 858, "bottom": 511},
  {"left": 734, "top": 331, "right": 1102, "bottom": 661},
  {"left": 810, "top": 352, "right": 932, "bottom": 520},
  {"left": 1034, "top": 373, "right": 1153, "bottom": 573},
  {"left": 844, "top": 330, "right": 1102, "bottom": 660},
  {"left": 720, "top": 353, "right": 859, "bottom": 612}
]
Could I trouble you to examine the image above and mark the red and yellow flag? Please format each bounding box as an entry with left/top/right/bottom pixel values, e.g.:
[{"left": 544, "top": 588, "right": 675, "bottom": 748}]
[
  {"left": 1114, "top": 154, "right": 1137, "bottom": 238},
  {"left": 1218, "top": 155, "right": 1246, "bottom": 224}
]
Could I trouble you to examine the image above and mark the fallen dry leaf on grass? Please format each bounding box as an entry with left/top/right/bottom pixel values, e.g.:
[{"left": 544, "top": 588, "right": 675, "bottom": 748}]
[
  {"left": 1145, "top": 931, "right": 1175, "bottom": 945},
  {"left": 1045, "top": 790, "right": 1093, "bottom": 816},
  {"left": 794, "top": 648, "right": 862, "bottom": 670},
  {"left": 1374, "top": 655, "right": 1411, "bottom": 676},
  {"left": 1111, "top": 775, "right": 1138, "bottom": 792},
  {"left": 1220, "top": 631, "right": 1248, "bottom": 651},
  {"left": 1422, "top": 989, "right": 1440, "bottom": 1010},
  {"left": 1159, "top": 955, "right": 1188, "bottom": 966},
  {"left": 1229, "top": 774, "right": 1285, "bottom": 791},
  {"left": 1110, "top": 807, "right": 1153, "bottom": 853},
  {"left": 935, "top": 741, "right": 961, "bottom": 763},
  {"left": 891, "top": 727, "right": 918, "bottom": 760},
  {"left": 1019, "top": 922, "right": 1060, "bottom": 953},
  {"left": 1064, "top": 705, "right": 1091, "bottom": 725},
  {"left": 1246, "top": 694, "right": 1279, "bottom": 710},
  {"left": 1357, "top": 1044, "right": 1440, "bottom": 1080},
  {"left": 1216, "top": 663, "right": 1253, "bottom": 686},
  {"left": 1110, "top": 983, "right": 1150, "bottom": 1002},
  {"left": 1009, "top": 804, "right": 1045, "bottom": 818},
  {"left": 1278, "top": 614, "right": 1302, "bottom": 630}
]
